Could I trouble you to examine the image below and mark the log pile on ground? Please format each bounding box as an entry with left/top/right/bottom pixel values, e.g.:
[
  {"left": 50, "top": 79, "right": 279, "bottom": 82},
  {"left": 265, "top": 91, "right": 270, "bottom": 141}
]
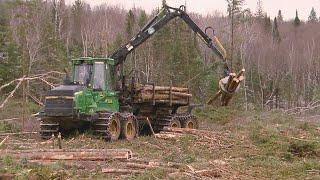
[
  {"left": 0, "top": 149, "right": 132, "bottom": 161},
  {"left": 208, "top": 69, "right": 245, "bottom": 106},
  {"left": 132, "top": 84, "right": 191, "bottom": 105}
]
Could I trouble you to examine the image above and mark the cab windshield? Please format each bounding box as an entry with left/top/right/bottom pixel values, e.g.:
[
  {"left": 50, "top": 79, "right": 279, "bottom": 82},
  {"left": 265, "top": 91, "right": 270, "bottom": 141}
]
[
  {"left": 74, "top": 64, "right": 92, "bottom": 85},
  {"left": 93, "top": 62, "right": 106, "bottom": 90}
]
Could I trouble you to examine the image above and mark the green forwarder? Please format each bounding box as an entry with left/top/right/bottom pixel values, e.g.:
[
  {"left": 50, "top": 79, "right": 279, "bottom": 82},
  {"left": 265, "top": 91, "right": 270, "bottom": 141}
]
[
  {"left": 38, "top": 57, "right": 197, "bottom": 141},
  {"left": 37, "top": 5, "right": 231, "bottom": 141}
]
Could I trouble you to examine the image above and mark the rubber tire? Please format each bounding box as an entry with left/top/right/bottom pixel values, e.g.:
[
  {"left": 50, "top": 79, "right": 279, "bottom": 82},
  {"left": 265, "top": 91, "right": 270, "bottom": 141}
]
[
  {"left": 108, "top": 116, "right": 121, "bottom": 141},
  {"left": 121, "top": 118, "right": 137, "bottom": 140},
  {"left": 182, "top": 118, "right": 199, "bottom": 129},
  {"left": 169, "top": 119, "right": 181, "bottom": 128}
]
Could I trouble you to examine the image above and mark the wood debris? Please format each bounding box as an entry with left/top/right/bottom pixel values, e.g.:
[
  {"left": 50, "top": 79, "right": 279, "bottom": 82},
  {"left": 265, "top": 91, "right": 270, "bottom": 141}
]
[
  {"left": 102, "top": 160, "right": 181, "bottom": 175},
  {"left": 0, "top": 149, "right": 133, "bottom": 161},
  {"left": 102, "top": 168, "right": 144, "bottom": 174},
  {"left": 0, "top": 132, "right": 38, "bottom": 136},
  {"left": 155, "top": 131, "right": 186, "bottom": 139},
  {"left": 0, "top": 136, "right": 9, "bottom": 148}
]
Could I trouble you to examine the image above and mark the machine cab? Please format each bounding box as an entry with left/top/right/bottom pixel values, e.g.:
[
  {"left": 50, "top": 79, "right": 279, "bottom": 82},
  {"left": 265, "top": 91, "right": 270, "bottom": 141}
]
[{"left": 72, "top": 57, "right": 115, "bottom": 91}]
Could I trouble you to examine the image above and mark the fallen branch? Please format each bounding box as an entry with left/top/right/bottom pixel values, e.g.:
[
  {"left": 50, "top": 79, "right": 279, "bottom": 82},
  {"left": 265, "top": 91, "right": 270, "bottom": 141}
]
[
  {"left": 0, "top": 71, "right": 64, "bottom": 92},
  {"left": 102, "top": 168, "right": 143, "bottom": 174},
  {"left": 163, "top": 127, "right": 215, "bottom": 136},
  {"left": 126, "top": 162, "right": 155, "bottom": 169},
  {"left": 0, "top": 76, "right": 25, "bottom": 109},
  {"left": 0, "top": 136, "right": 9, "bottom": 148},
  {"left": 0, "top": 118, "right": 20, "bottom": 122},
  {"left": 0, "top": 132, "right": 38, "bottom": 136},
  {"left": 27, "top": 92, "right": 44, "bottom": 106},
  {"left": 38, "top": 78, "right": 55, "bottom": 88},
  {"left": 0, "top": 79, "right": 19, "bottom": 92},
  {"left": 146, "top": 117, "right": 156, "bottom": 138},
  {"left": 155, "top": 132, "right": 185, "bottom": 140}
]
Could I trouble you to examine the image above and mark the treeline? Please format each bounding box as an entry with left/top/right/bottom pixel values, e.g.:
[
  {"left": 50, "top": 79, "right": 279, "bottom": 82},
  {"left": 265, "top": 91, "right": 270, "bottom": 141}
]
[{"left": 0, "top": 0, "right": 320, "bottom": 111}]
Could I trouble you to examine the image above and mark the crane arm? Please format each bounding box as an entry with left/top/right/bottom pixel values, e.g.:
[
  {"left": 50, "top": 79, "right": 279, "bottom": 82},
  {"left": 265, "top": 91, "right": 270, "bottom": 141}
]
[{"left": 110, "top": 5, "right": 230, "bottom": 74}]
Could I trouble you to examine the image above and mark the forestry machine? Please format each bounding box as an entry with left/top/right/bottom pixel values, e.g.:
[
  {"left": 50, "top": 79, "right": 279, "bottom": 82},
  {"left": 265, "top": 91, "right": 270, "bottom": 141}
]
[{"left": 37, "top": 5, "right": 230, "bottom": 140}]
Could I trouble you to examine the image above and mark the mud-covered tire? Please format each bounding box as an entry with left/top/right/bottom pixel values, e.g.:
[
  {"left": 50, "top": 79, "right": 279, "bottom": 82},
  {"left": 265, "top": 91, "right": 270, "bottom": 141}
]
[
  {"left": 121, "top": 118, "right": 137, "bottom": 140},
  {"left": 182, "top": 117, "right": 199, "bottom": 129},
  {"left": 169, "top": 119, "right": 181, "bottom": 128},
  {"left": 108, "top": 115, "right": 121, "bottom": 141}
]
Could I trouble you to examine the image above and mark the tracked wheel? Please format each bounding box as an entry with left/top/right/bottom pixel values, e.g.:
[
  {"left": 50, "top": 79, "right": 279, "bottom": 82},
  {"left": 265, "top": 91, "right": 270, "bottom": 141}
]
[
  {"left": 120, "top": 114, "right": 137, "bottom": 140},
  {"left": 93, "top": 112, "right": 121, "bottom": 141},
  {"left": 169, "top": 119, "right": 181, "bottom": 128},
  {"left": 182, "top": 117, "right": 199, "bottom": 129},
  {"left": 39, "top": 118, "right": 59, "bottom": 140},
  {"left": 153, "top": 115, "right": 182, "bottom": 132},
  {"left": 108, "top": 115, "right": 121, "bottom": 141}
]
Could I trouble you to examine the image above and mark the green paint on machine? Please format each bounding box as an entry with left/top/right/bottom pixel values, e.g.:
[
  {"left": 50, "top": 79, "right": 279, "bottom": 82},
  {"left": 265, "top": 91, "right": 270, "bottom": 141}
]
[{"left": 74, "top": 88, "right": 119, "bottom": 115}]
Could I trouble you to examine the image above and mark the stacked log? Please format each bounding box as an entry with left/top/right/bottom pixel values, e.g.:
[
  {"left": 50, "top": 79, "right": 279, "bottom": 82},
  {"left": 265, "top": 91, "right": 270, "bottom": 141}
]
[
  {"left": 207, "top": 69, "right": 245, "bottom": 106},
  {"left": 133, "top": 84, "right": 192, "bottom": 105}
]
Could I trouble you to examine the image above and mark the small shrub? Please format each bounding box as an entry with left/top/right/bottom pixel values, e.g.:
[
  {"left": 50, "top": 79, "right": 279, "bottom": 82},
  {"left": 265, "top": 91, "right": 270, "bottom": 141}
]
[
  {"left": 298, "top": 122, "right": 311, "bottom": 131},
  {"left": 282, "top": 152, "right": 294, "bottom": 161},
  {"left": 2, "top": 156, "right": 13, "bottom": 166},
  {"left": 184, "top": 154, "right": 196, "bottom": 163},
  {"left": 288, "top": 141, "right": 318, "bottom": 158}
]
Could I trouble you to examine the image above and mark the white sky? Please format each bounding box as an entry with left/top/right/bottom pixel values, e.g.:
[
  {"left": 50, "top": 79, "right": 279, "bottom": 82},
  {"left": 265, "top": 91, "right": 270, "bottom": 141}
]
[{"left": 66, "top": 0, "right": 320, "bottom": 20}]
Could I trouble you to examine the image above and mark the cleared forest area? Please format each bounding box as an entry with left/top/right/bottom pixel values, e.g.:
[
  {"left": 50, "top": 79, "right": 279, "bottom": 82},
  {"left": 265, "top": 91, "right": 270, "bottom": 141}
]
[
  {"left": 0, "top": 0, "right": 320, "bottom": 179},
  {"left": 0, "top": 106, "right": 319, "bottom": 179}
]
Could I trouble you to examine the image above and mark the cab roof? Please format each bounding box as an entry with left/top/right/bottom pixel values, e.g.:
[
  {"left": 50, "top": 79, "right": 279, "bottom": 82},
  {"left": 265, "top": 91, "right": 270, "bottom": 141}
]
[{"left": 72, "top": 57, "right": 115, "bottom": 65}]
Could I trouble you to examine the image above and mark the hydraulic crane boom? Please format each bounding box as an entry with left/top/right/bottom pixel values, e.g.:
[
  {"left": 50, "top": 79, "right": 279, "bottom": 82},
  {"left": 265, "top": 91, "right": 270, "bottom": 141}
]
[{"left": 110, "top": 5, "right": 230, "bottom": 74}]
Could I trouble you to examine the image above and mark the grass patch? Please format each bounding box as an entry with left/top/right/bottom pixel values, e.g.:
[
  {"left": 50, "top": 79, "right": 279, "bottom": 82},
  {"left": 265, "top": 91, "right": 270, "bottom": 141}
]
[
  {"left": 0, "top": 99, "right": 41, "bottom": 119},
  {"left": 0, "top": 121, "right": 20, "bottom": 132},
  {"left": 129, "top": 168, "right": 167, "bottom": 179},
  {"left": 195, "top": 106, "right": 240, "bottom": 125}
]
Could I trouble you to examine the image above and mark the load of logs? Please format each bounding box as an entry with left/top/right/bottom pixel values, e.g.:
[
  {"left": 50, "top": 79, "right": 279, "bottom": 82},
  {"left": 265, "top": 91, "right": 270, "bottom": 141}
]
[
  {"left": 132, "top": 84, "right": 192, "bottom": 105},
  {"left": 208, "top": 69, "right": 245, "bottom": 106}
]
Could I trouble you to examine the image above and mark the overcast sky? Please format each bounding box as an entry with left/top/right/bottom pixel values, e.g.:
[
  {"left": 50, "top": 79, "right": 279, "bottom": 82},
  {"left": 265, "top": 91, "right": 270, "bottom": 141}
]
[{"left": 66, "top": 0, "right": 320, "bottom": 20}]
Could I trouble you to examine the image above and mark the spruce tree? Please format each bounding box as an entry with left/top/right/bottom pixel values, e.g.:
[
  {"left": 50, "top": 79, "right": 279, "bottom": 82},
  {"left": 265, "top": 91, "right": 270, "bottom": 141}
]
[
  {"left": 255, "top": 0, "right": 264, "bottom": 18},
  {"left": 263, "top": 15, "right": 272, "bottom": 33},
  {"left": 126, "top": 10, "right": 135, "bottom": 39},
  {"left": 0, "top": 0, "right": 20, "bottom": 85},
  {"left": 308, "top": 7, "right": 318, "bottom": 23},
  {"left": 294, "top": 10, "right": 301, "bottom": 27},
  {"left": 138, "top": 10, "right": 147, "bottom": 28},
  {"left": 272, "top": 17, "right": 281, "bottom": 43},
  {"left": 277, "top": 10, "right": 284, "bottom": 23}
]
